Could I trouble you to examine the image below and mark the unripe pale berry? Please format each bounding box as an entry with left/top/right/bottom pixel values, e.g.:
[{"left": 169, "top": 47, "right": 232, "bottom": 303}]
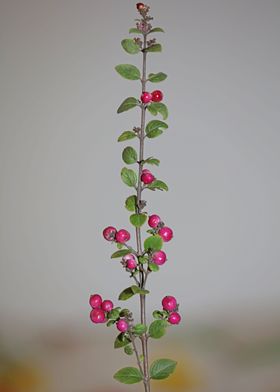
[
  {"left": 103, "top": 226, "right": 117, "bottom": 241},
  {"left": 101, "top": 300, "right": 114, "bottom": 312},
  {"left": 116, "top": 319, "right": 128, "bottom": 332},
  {"left": 148, "top": 214, "right": 161, "bottom": 228},
  {"left": 126, "top": 258, "right": 137, "bottom": 269},
  {"left": 141, "top": 169, "right": 155, "bottom": 185},
  {"left": 90, "top": 308, "right": 106, "bottom": 324},
  {"left": 136, "top": 2, "right": 145, "bottom": 10},
  {"left": 168, "top": 312, "right": 181, "bottom": 325},
  {"left": 159, "top": 226, "right": 173, "bottom": 242},
  {"left": 123, "top": 253, "right": 136, "bottom": 262},
  {"left": 115, "top": 229, "right": 130, "bottom": 243},
  {"left": 141, "top": 92, "right": 152, "bottom": 104},
  {"left": 89, "top": 294, "right": 102, "bottom": 308},
  {"left": 162, "top": 295, "right": 177, "bottom": 311},
  {"left": 151, "top": 90, "right": 163, "bottom": 102},
  {"left": 152, "top": 250, "right": 167, "bottom": 265}
]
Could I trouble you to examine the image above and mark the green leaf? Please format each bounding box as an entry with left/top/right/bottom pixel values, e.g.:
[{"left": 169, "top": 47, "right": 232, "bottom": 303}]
[
  {"left": 124, "top": 345, "right": 134, "bottom": 355},
  {"left": 114, "top": 333, "right": 131, "bottom": 349},
  {"left": 150, "top": 359, "right": 177, "bottom": 380},
  {"left": 107, "top": 320, "right": 116, "bottom": 327},
  {"left": 121, "top": 39, "right": 140, "bottom": 55},
  {"left": 152, "top": 310, "right": 165, "bottom": 320},
  {"left": 118, "top": 131, "right": 137, "bottom": 142},
  {"left": 114, "top": 367, "right": 143, "bottom": 384},
  {"left": 111, "top": 249, "right": 132, "bottom": 259},
  {"left": 149, "top": 320, "right": 167, "bottom": 339},
  {"left": 130, "top": 213, "right": 147, "bottom": 228},
  {"left": 149, "top": 263, "right": 159, "bottom": 272},
  {"left": 148, "top": 72, "right": 167, "bottom": 83},
  {"left": 119, "top": 285, "right": 149, "bottom": 301},
  {"left": 145, "top": 120, "right": 168, "bottom": 138},
  {"left": 108, "top": 308, "right": 120, "bottom": 320},
  {"left": 145, "top": 44, "right": 162, "bottom": 53},
  {"left": 125, "top": 195, "right": 137, "bottom": 212},
  {"left": 147, "top": 180, "right": 169, "bottom": 191},
  {"left": 149, "top": 27, "right": 165, "bottom": 33},
  {"left": 129, "top": 27, "right": 142, "bottom": 34},
  {"left": 117, "top": 242, "right": 124, "bottom": 249},
  {"left": 121, "top": 167, "right": 137, "bottom": 187},
  {"left": 147, "top": 103, "right": 168, "bottom": 120},
  {"left": 117, "top": 97, "right": 138, "bottom": 114},
  {"left": 132, "top": 323, "right": 147, "bottom": 335},
  {"left": 144, "top": 157, "right": 160, "bottom": 166},
  {"left": 138, "top": 256, "right": 148, "bottom": 264},
  {"left": 122, "top": 146, "right": 138, "bottom": 165},
  {"left": 115, "top": 64, "right": 141, "bottom": 80},
  {"left": 120, "top": 308, "right": 130, "bottom": 317},
  {"left": 144, "top": 235, "right": 163, "bottom": 251}
]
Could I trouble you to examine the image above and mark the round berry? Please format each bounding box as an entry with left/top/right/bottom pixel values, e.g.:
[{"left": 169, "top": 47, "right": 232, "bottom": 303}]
[
  {"left": 141, "top": 92, "right": 152, "bottom": 104},
  {"left": 90, "top": 308, "right": 106, "bottom": 324},
  {"left": 141, "top": 169, "right": 155, "bottom": 185},
  {"left": 103, "top": 226, "right": 117, "bottom": 241},
  {"left": 126, "top": 258, "right": 137, "bottom": 269},
  {"left": 89, "top": 294, "right": 102, "bottom": 309},
  {"left": 159, "top": 226, "right": 173, "bottom": 242},
  {"left": 168, "top": 312, "right": 181, "bottom": 325},
  {"left": 148, "top": 214, "right": 161, "bottom": 228},
  {"left": 152, "top": 250, "right": 167, "bottom": 265},
  {"left": 123, "top": 253, "right": 136, "bottom": 262},
  {"left": 151, "top": 90, "right": 163, "bottom": 102},
  {"left": 116, "top": 319, "right": 128, "bottom": 332},
  {"left": 115, "top": 229, "right": 130, "bottom": 244},
  {"left": 101, "top": 300, "right": 114, "bottom": 312},
  {"left": 162, "top": 295, "right": 177, "bottom": 311},
  {"left": 136, "top": 2, "right": 145, "bottom": 10}
]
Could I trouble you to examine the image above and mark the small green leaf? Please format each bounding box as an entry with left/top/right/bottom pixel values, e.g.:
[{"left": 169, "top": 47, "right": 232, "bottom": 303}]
[
  {"left": 117, "top": 242, "right": 124, "bottom": 249},
  {"left": 122, "top": 146, "right": 138, "bottom": 164},
  {"left": 124, "top": 345, "right": 134, "bottom": 355},
  {"left": 145, "top": 120, "right": 168, "bottom": 138},
  {"left": 153, "top": 310, "right": 165, "bottom": 320},
  {"left": 147, "top": 180, "right": 169, "bottom": 192},
  {"left": 114, "top": 333, "right": 131, "bottom": 349},
  {"left": 129, "top": 27, "right": 142, "bottom": 34},
  {"left": 148, "top": 72, "right": 167, "bottom": 83},
  {"left": 121, "top": 39, "right": 141, "bottom": 55},
  {"left": 108, "top": 308, "right": 121, "bottom": 320},
  {"left": 120, "top": 308, "right": 130, "bottom": 317},
  {"left": 144, "top": 235, "right": 163, "bottom": 251},
  {"left": 138, "top": 256, "right": 148, "bottom": 264},
  {"left": 114, "top": 367, "right": 143, "bottom": 384},
  {"left": 118, "top": 131, "right": 137, "bottom": 142},
  {"left": 107, "top": 320, "right": 116, "bottom": 327},
  {"left": 117, "top": 97, "right": 138, "bottom": 114},
  {"left": 146, "top": 129, "right": 163, "bottom": 138},
  {"left": 149, "top": 263, "right": 159, "bottom": 272},
  {"left": 130, "top": 213, "right": 147, "bottom": 228},
  {"left": 111, "top": 249, "right": 132, "bottom": 259},
  {"left": 115, "top": 64, "right": 141, "bottom": 80},
  {"left": 125, "top": 195, "right": 137, "bottom": 212},
  {"left": 147, "top": 103, "right": 168, "bottom": 120},
  {"left": 145, "top": 44, "right": 162, "bottom": 52},
  {"left": 119, "top": 285, "right": 149, "bottom": 301},
  {"left": 149, "top": 320, "right": 167, "bottom": 339},
  {"left": 144, "top": 157, "right": 160, "bottom": 166},
  {"left": 149, "top": 27, "right": 165, "bottom": 33},
  {"left": 121, "top": 167, "right": 137, "bottom": 188},
  {"left": 133, "top": 323, "right": 147, "bottom": 335},
  {"left": 150, "top": 359, "right": 177, "bottom": 380}
]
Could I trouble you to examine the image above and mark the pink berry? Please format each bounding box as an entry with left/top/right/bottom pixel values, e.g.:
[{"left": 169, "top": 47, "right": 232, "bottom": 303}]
[
  {"left": 90, "top": 308, "right": 106, "bottom": 324},
  {"left": 151, "top": 90, "right": 163, "bottom": 102},
  {"left": 159, "top": 226, "right": 173, "bottom": 242},
  {"left": 101, "top": 300, "right": 114, "bottom": 312},
  {"left": 89, "top": 294, "right": 102, "bottom": 308},
  {"left": 136, "top": 2, "right": 145, "bottom": 10},
  {"left": 123, "top": 253, "right": 135, "bottom": 262},
  {"left": 115, "top": 229, "right": 130, "bottom": 244},
  {"left": 103, "top": 226, "right": 117, "bottom": 241},
  {"left": 152, "top": 250, "right": 167, "bottom": 265},
  {"left": 141, "top": 169, "right": 155, "bottom": 185},
  {"left": 126, "top": 258, "right": 137, "bottom": 269},
  {"left": 141, "top": 92, "right": 152, "bottom": 104},
  {"left": 116, "top": 319, "right": 128, "bottom": 332},
  {"left": 162, "top": 295, "right": 177, "bottom": 311},
  {"left": 148, "top": 214, "right": 161, "bottom": 228},
  {"left": 168, "top": 312, "right": 181, "bottom": 325}
]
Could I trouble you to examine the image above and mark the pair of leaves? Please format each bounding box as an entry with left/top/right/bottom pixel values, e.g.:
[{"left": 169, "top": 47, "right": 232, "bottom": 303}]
[
  {"left": 145, "top": 120, "right": 168, "bottom": 138},
  {"left": 147, "top": 102, "right": 168, "bottom": 120},
  {"left": 119, "top": 285, "right": 149, "bottom": 301}
]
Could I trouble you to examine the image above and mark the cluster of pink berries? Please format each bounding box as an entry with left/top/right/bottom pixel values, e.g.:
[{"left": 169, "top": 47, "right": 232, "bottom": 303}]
[
  {"left": 148, "top": 214, "right": 173, "bottom": 242},
  {"left": 89, "top": 294, "right": 114, "bottom": 324},
  {"left": 141, "top": 90, "right": 163, "bottom": 104},
  {"left": 103, "top": 226, "right": 130, "bottom": 244},
  {"left": 162, "top": 295, "right": 181, "bottom": 325}
]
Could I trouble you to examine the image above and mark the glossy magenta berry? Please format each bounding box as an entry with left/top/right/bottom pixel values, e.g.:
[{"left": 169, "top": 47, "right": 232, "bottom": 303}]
[
  {"left": 141, "top": 92, "right": 152, "bottom": 104},
  {"left": 162, "top": 295, "right": 177, "bottom": 311},
  {"left": 126, "top": 258, "right": 137, "bottom": 269},
  {"left": 103, "top": 226, "right": 117, "bottom": 241},
  {"left": 101, "top": 300, "right": 114, "bottom": 312},
  {"left": 136, "top": 2, "right": 145, "bottom": 10},
  {"left": 116, "top": 319, "right": 128, "bottom": 332},
  {"left": 141, "top": 169, "right": 155, "bottom": 185},
  {"left": 168, "top": 312, "right": 181, "bottom": 325},
  {"left": 152, "top": 250, "right": 167, "bottom": 265},
  {"left": 90, "top": 308, "right": 106, "bottom": 324},
  {"left": 159, "top": 226, "right": 173, "bottom": 242},
  {"left": 148, "top": 214, "right": 161, "bottom": 228},
  {"left": 151, "top": 90, "right": 163, "bottom": 102},
  {"left": 89, "top": 294, "right": 102, "bottom": 308},
  {"left": 115, "top": 229, "right": 130, "bottom": 243}
]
